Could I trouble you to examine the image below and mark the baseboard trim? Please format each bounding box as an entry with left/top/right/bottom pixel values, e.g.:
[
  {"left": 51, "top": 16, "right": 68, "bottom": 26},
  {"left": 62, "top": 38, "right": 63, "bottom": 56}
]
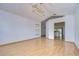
[
  {"left": 65, "top": 41, "right": 74, "bottom": 43},
  {"left": 0, "top": 37, "right": 41, "bottom": 47},
  {"left": 74, "top": 42, "right": 79, "bottom": 50}
]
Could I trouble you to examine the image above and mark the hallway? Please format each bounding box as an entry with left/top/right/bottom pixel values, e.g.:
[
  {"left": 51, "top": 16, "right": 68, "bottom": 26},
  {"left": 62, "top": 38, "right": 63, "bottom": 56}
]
[{"left": 0, "top": 37, "right": 79, "bottom": 56}]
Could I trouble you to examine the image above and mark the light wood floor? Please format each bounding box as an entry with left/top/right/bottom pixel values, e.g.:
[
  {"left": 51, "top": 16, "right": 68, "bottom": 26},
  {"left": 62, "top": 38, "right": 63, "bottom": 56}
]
[{"left": 0, "top": 37, "right": 79, "bottom": 56}]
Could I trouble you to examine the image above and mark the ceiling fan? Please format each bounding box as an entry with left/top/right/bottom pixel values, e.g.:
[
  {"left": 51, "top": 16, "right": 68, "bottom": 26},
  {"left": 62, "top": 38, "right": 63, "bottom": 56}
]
[
  {"left": 32, "top": 3, "right": 45, "bottom": 17},
  {"left": 32, "top": 3, "right": 64, "bottom": 20}
]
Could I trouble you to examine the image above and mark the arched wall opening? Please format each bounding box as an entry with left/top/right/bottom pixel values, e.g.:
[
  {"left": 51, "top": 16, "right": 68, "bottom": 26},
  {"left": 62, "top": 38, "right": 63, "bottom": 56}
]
[{"left": 46, "top": 15, "right": 75, "bottom": 42}]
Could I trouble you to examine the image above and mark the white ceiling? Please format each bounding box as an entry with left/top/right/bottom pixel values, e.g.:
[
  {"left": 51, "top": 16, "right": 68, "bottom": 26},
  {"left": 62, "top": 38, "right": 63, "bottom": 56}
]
[{"left": 0, "top": 3, "right": 78, "bottom": 21}]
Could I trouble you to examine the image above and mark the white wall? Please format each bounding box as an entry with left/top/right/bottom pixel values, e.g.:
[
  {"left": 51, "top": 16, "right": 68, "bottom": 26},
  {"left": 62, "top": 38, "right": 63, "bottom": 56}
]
[
  {"left": 46, "top": 20, "right": 54, "bottom": 39},
  {"left": 46, "top": 15, "right": 75, "bottom": 42},
  {"left": 64, "top": 15, "right": 75, "bottom": 42},
  {"left": 0, "top": 10, "right": 41, "bottom": 45},
  {"left": 74, "top": 6, "right": 79, "bottom": 48}
]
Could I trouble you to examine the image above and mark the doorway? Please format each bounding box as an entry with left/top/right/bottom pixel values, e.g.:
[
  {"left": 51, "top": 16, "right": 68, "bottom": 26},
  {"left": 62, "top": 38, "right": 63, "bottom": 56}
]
[
  {"left": 54, "top": 22, "right": 65, "bottom": 40},
  {"left": 41, "top": 21, "right": 46, "bottom": 37}
]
